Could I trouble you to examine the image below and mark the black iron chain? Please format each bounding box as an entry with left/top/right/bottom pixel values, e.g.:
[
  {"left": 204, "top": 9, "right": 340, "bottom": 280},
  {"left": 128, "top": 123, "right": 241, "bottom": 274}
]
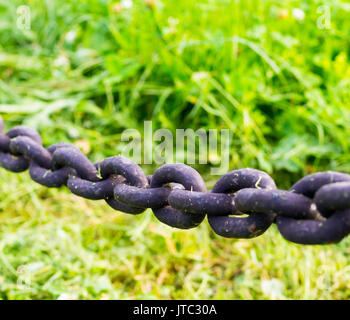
[{"left": 1, "top": 116, "right": 350, "bottom": 245}]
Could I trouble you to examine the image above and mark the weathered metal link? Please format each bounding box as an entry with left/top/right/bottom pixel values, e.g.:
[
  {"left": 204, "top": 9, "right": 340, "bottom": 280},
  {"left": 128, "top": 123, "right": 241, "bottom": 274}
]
[
  {"left": 276, "top": 211, "right": 350, "bottom": 245},
  {"left": 6, "top": 126, "right": 42, "bottom": 146},
  {"left": 210, "top": 168, "right": 276, "bottom": 193},
  {"left": 0, "top": 124, "right": 43, "bottom": 172},
  {"left": 314, "top": 182, "right": 350, "bottom": 217},
  {"left": 0, "top": 134, "right": 10, "bottom": 152},
  {"left": 168, "top": 190, "right": 236, "bottom": 216},
  {"left": 29, "top": 143, "right": 76, "bottom": 188},
  {"left": 208, "top": 213, "right": 276, "bottom": 239},
  {"left": 10, "top": 136, "right": 53, "bottom": 169},
  {"left": 106, "top": 197, "right": 146, "bottom": 214},
  {"left": 276, "top": 173, "right": 350, "bottom": 244},
  {"left": 150, "top": 164, "right": 207, "bottom": 229},
  {"left": 51, "top": 146, "right": 130, "bottom": 203},
  {"left": 207, "top": 169, "right": 276, "bottom": 239},
  {"left": 30, "top": 162, "right": 74, "bottom": 188},
  {"left": 235, "top": 189, "right": 317, "bottom": 219},
  {"left": 53, "top": 146, "right": 99, "bottom": 182},
  {"left": 97, "top": 156, "right": 149, "bottom": 187},
  {"left": 114, "top": 183, "right": 171, "bottom": 209},
  {"left": 67, "top": 175, "right": 117, "bottom": 200},
  {"left": 52, "top": 145, "right": 109, "bottom": 199},
  {"left": 290, "top": 171, "right": 350, "bottom": 198},
  {"left": 0, "top": 152, "right": 30, "bottom": 172},
  {"left": 97, "top": 156, "right": 149, "bottom": 214},
  {"left": 2, "top": 114, "right": 350, "bottom": 245}
]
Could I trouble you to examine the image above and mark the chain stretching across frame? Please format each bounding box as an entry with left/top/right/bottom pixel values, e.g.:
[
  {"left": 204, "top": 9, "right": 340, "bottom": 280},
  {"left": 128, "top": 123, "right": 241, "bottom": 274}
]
[{"left": 1, "top": 115, "right": 350, "bottom": 245}]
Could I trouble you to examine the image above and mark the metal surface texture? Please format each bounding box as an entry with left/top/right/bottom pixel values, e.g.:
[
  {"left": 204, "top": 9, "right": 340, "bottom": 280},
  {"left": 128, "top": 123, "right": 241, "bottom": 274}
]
[{"left": 1, "top": 116, "right": 350, "bottom": 245}]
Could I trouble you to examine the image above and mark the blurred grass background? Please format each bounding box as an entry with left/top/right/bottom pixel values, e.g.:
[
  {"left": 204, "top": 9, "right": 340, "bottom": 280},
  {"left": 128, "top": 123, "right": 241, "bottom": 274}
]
[{"left": 1, "top": 0, "right": 350, "bottom": 299}]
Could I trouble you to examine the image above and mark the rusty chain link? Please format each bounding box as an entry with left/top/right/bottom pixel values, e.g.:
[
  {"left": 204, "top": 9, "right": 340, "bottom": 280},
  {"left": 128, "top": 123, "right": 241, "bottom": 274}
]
[{"left": 1, "top": 115, "right": 350, "bottom": 245}]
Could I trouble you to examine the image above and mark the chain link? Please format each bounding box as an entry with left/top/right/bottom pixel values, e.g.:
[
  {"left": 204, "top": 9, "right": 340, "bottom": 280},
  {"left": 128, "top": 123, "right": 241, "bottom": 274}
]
[{"left": 1, "top": 116, "right": 350, "bottom": 245}]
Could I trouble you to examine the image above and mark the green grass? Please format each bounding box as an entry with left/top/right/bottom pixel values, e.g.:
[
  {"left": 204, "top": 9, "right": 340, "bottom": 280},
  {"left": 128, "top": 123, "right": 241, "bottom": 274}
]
[{"left": 1, "top": 0, "right": 350, "bottom": 299}]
